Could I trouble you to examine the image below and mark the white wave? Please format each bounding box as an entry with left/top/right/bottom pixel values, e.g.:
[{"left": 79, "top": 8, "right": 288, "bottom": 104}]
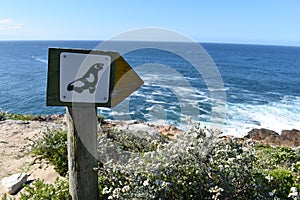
[
  {"left": 145, "top": 106, "right": 154, "bottom": 111},
  {"left": 145, "top": 99, "right": 168, "bottom": 104},
  {"left": 110, "top": 111, "right": 135, "bottom": 116},
  {"left": 131, "top": 90, "right": 147, "bottom": 98},
  {"left": 98, "top": 107, "right": 111, "bottom": 111},
  {"left": 32, "top": 56, "right": 47, "bottom": 64},
  {"left": 164, "top": 108, "right": 179, "bottom": 115},
  {"left": 224, "top": 96, "right": 300, "bottom": 137},
  {"left": 208, "top": 87, "right": 229, "bottom": 92},
  {"left": 151, "top": 90, "right": 167, "bottom": 96}
]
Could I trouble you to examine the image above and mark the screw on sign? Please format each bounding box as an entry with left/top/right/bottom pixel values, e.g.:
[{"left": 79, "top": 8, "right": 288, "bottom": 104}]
[{"left": 46, "top": 48, "right": 143, "bottom": 200}]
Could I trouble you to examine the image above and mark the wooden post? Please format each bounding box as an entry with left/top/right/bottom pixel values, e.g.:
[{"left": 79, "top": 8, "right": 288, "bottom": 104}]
[{"left": 66, "top": 106, "right": 99, "bottom": 200}]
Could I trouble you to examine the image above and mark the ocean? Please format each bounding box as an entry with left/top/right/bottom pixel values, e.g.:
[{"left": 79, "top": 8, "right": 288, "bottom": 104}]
[{"left": 0, "top": 41, "right": 299, "bottom": 136}]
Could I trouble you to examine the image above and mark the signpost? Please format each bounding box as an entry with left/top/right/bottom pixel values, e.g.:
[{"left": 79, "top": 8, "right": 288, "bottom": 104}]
[{"left": 47, "top": 48, "right": 143, "bottom": 200}]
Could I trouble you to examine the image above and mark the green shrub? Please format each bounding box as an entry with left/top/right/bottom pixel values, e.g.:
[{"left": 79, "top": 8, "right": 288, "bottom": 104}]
[
  {"left": 102, "top": 128, "right": 166, "bottom": 153},
  {"left": 253, "top": 144, "right": 300, "bottom": 199},
  {"left": 6, "top": 113, "right": 37, "bottom": 121},
  {"left": 19, "top": 178, "right": 70, "bottom": 200},
  {"left": 0, "top": 110, "right": 43, "bottom": 121},
  {"left": 97, "top": 122, "right": 221, "bottom": 199},
  {"left": 0, "top": 109, "right": 7, "bottom": 121},
  {"left": 31, "top": 128, "right": 68, "bottom": 176},
  {"left": 209, "top": 140, "right": 270, "bottom": 199},
  {"left": 20, "top": 120, "right": 299, "bottom": 199},
  {"left": 263, "top": 168, "right": 299, "bottom": 198},
  {"left": 97, "top": 115, "right": 105, "bottom": 123},
  {"left": 255, "top": 144, "right": 300, "bottom": 169},
  {"left": 97, "top": 123, "right": 300, "bottom": 199}
]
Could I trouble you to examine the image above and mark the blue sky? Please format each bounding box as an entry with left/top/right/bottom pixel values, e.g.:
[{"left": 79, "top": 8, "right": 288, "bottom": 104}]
[{"left": 0, "top": 0, "right": 299, "bottom": 46}]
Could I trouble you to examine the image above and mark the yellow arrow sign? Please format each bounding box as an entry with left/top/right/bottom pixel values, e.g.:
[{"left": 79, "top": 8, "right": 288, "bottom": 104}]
[
  {"left": 47, "top": 48, "right": 143, "bottom": 107},
  {"left": 111, "top": 54, "right": 143, "bottom": 107}
]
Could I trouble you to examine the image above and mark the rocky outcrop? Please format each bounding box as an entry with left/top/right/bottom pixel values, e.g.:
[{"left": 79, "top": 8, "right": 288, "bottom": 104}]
[
  {"left": 157, "top": 125, "right": 184, "bottom": 139},
  {"left": 1, "top": 173, "right": 28, "bottom": 195},
  {"left": 101, "top": 120, "right": 184, "bottom": 140},
  {"left": 246, "top": 128, "right": 280, "bottom": 143},
  {"left": 245, "top": 128, "right": 300, "bottom": 147},
  {"left": 281, "top": 129, "right": 300, "bottom": 147}
]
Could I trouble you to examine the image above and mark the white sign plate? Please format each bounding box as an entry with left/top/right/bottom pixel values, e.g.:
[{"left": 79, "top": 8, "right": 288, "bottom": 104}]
[{"left": 60, "top": 53, "right": 111, "bottom": 103}]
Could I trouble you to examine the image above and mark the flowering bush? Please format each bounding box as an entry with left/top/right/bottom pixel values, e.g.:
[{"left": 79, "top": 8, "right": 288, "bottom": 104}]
[
  {"left": 255, "top": 145, "right": 300, "bottom": 199},
  {"left": 98, "top": 121, "right": 217, "bottom": 199},
  {"left": 98, "top": 121, "right": 299, "bottom": 199},
  {"left": 12, "top": 119, "right": 299, "bottom": 199}
]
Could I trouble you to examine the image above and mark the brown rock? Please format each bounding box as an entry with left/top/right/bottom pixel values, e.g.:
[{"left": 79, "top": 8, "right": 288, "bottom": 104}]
[
  {"left": 246, "top": 128, "right": 279, "bottom": 141},
  {"left": 158, "top": 125, "right": 184, "bottom": 139},
  {"left": 281, "top": 129, "right": 300, "bottom": 147},
  {"left": 245, "top": 128, "right": 300, "bottom": 148}
]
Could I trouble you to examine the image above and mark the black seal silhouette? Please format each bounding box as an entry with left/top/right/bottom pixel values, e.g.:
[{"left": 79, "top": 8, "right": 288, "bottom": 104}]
[{"left": 67, "top": 63, "right": 104, "bottom": 94}]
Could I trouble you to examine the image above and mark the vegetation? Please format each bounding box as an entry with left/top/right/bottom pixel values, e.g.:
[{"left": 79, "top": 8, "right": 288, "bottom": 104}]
[
  {"left": 19, "top": 178, "right": 70, "bottom": 200},
  {"left": 96, "top": 129, "right": 299, "bottom": 199},
  {"left": 5, "top": 113, "right": 40, "bottom": 121},
  {"left": 0, "top": 109, "right": 7, "bottom": 121},
  {"left": 30, "top": 128, "right": 68, "bottom": 176},
  {"left": 0, "top": 109, "right": 43, "bottom": 121},
  {"left": 2, "top": 118, "right": 299, "bottom": 199}
]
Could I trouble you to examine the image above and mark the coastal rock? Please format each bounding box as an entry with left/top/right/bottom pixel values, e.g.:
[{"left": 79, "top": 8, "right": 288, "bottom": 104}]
[
  {"left": 104, "top": 120, "right": 161, "bottom": 140},
  {"left": 281, "top": 129, "right": 300, "bottom": 147},
  {"left": 1, "top": 173, "right": 28, "bottom": 195},
  {"left": 101, "top": 120, "right": 184, "bottom": 140},
  {"left": 158, "top": 125, "right": 184, "bottom": 139},
  {"left": 245, "top": 128, "right": 300, "bottom": 147},
  {"left": 127, "top": 123, "right": 160, "bottom": 139},
  {"left": 246, "top": 128, "right": 280, "bottom": 143}
]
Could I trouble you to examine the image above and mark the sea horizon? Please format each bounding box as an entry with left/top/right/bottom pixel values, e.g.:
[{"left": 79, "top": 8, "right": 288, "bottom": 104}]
[
  {"left": 1, "top": 39, "right": 300, "bottom": 48},
  {"left": 0, "top": 41, "right": 299, "bottom": 137}
]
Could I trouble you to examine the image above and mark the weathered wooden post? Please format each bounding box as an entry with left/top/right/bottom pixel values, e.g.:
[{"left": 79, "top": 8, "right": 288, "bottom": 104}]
[
  {"left": 66, "top": 105, "right": 98, "bottom": 199},
  {"left": 46, "top": 48, "right": 143, "bottom": 199}
]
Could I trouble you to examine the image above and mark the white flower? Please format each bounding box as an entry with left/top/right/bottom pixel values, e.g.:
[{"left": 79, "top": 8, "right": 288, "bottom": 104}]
[
  {"left": 209, "top": 186, "right": 223, "bottom": 193},
  {"left": 288, "top": 187, "right": 298, "bottom": 197},
  {"left": 268, "top": 191, "right": 274, "bottom": 196},
  {"left": 143, "top": 179, "right": 149, "bottom": 186},
  {"left": 161, "top": 181, "right": 169, "bottom": 187},
  {"left": 265, "top": 174, "right": 273, "bottom": 182},
  {"left": 102, "top": 187, "right": 112, "bottom": 194},
  {"left": 121, "top": 185, "right": 130, "bottom": 193},
  {"left": 112, "top": 188, "right": 121, "bottom": 198}
]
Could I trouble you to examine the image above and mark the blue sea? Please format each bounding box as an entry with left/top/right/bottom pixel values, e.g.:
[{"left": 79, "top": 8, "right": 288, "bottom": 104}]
[{"left": 0, "top": 41, "right": 299, "bottom": 136}]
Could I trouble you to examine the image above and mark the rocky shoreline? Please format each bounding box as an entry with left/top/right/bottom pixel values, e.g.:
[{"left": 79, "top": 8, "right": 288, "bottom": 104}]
[{"left": 244, "top": 128, "right": 300, "bottom": 148}]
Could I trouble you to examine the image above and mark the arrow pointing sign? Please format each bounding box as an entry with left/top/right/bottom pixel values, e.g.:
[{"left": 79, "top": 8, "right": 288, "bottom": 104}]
[
  {"left": 47, "top": 48, "right": 143, "bottom": 107},
  {"left": 47, "top": 48, "right": 144, "bottom": 199}
]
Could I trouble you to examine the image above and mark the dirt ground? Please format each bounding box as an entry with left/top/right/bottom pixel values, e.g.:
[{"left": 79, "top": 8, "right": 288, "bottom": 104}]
[{"left": 0, "top": 117, "right": 66, "bottom": 199}]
